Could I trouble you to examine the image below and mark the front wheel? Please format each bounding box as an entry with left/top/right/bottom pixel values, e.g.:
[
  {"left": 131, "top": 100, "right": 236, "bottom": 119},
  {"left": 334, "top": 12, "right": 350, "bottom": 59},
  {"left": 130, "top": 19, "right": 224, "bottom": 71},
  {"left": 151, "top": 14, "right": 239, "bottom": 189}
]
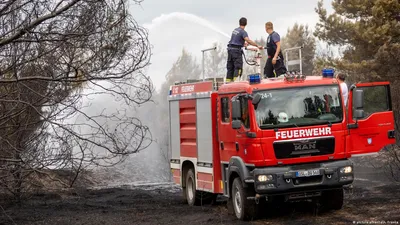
[{"left": 230, "top": 177, "right": 261, "bottom": 220}]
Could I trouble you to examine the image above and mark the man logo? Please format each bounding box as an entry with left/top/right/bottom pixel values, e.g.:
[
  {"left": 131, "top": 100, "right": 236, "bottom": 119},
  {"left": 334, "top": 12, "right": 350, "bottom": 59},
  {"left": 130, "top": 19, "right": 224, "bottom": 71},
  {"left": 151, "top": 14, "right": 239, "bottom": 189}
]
[
  {"left": 367, "top": 138, "right": 372, "bottom": 145},
  {"left": 294, "top": 142, "right": 317, "bottom": 151}
]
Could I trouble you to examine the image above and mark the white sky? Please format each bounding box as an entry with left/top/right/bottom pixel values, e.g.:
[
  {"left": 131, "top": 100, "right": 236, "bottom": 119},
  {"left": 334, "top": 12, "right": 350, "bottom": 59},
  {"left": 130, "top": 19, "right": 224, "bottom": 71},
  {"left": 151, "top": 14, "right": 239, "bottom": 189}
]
[{"left": 129, "top": 0, "right": 334, "bottom": 89}]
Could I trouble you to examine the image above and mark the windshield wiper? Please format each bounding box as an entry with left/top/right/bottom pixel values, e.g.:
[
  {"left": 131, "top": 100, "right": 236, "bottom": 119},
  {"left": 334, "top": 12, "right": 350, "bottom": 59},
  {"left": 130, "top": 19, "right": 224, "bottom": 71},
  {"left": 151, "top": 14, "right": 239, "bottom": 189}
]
[
  {"left": 260, "top": 120, "right": 334, "bottom": 129},
  {"left": 260, "top": 123, "right": 299, "bottom": 129},
  {"left": 315, "top": 120, "right": 332, "bottom": 126}
]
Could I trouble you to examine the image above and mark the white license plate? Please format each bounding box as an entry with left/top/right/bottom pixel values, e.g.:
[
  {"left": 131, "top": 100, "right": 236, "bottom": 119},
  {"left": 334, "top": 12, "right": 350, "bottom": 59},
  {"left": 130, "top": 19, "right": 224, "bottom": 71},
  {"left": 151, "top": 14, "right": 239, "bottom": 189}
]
[{"left": 295, "top": 169, "right": 320, "bottom": 177}]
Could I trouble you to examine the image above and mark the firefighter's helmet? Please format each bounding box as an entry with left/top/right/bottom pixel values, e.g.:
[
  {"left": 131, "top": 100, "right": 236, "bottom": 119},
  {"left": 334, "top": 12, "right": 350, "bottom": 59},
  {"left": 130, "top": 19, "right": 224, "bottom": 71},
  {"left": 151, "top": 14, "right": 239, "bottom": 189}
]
[{"left": 277, "top": 112, "right": 289, "bottom": 123}]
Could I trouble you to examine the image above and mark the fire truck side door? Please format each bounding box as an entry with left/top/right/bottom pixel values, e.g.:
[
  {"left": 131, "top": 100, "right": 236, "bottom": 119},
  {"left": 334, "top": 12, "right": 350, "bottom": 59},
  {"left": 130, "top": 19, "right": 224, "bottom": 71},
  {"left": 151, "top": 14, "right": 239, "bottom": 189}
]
[
  {"left": 347, "top": 82, "right": 396, "bottom": 157},
  {"left": 218, "top": 95, "right": 237, "bottom": 159}
]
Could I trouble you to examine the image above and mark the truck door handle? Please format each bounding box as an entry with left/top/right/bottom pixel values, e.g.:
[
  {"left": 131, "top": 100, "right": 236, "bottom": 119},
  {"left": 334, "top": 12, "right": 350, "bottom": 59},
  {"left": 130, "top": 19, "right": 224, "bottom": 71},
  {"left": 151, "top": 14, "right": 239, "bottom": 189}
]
[
  {"left": 220, "top": 142, "right": 224, "bottom": 150},
  {"left": 235, "top": 142, "right": 239, "bottom": 151}
]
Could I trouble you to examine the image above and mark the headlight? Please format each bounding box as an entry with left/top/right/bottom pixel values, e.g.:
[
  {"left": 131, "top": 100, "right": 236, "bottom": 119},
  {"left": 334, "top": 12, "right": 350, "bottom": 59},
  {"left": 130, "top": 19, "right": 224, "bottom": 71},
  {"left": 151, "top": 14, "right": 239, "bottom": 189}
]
[
  {"left": 257, "top": 175, "right": 273, "bottom": 182},
  {"left": 340, "top": 166, "right": 352, "bottom": 174}
]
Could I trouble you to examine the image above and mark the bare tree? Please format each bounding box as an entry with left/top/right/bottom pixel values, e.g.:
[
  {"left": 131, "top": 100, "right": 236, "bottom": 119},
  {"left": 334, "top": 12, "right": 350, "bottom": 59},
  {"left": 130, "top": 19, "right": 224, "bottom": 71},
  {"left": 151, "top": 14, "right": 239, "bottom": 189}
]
[{"left": 0, "top": 0, "right": 153, "bottom": 200}]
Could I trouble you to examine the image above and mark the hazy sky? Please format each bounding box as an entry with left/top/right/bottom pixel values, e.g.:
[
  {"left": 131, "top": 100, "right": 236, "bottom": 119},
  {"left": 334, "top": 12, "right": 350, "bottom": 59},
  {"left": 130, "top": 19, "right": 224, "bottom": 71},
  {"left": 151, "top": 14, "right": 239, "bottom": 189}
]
[{"left": 129, "top": 1, "right": 334, "bottom": 89}]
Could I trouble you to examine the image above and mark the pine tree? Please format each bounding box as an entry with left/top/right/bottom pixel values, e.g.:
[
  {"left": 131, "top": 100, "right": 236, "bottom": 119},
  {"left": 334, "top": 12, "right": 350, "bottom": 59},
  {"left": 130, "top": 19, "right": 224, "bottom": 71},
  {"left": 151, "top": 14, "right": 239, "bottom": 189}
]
[
  {"left": 314, "top": 0, "right": 400, "bottom": 81},
  {"left": 281, "top": 23, "right": 316, "bottom": 75}
]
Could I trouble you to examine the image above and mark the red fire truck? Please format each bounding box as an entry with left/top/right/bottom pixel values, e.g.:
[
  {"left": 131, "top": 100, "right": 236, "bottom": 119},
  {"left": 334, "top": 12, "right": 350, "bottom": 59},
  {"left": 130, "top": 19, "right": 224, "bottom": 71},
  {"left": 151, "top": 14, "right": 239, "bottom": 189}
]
[{"left": 168, "top": 72, "right": 396, "bottom": 220}]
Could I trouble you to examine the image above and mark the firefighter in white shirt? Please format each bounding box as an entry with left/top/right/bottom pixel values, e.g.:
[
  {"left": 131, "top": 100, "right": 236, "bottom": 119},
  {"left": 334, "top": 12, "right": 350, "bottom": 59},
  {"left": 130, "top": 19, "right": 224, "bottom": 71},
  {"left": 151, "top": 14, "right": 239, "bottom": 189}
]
[{"left": 336, "top": 73, "right": 348, "bottom": 107}]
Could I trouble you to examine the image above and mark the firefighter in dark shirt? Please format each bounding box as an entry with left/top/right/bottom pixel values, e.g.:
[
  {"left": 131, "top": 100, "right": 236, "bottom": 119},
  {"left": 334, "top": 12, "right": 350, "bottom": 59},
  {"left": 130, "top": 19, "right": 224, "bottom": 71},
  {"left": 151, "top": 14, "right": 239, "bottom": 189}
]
[
  {"left": 264, "top": 21, "right": 287, "bottom": 78},
  {"left": 226, "top": 17, "right": 263, "bottom": 82}
]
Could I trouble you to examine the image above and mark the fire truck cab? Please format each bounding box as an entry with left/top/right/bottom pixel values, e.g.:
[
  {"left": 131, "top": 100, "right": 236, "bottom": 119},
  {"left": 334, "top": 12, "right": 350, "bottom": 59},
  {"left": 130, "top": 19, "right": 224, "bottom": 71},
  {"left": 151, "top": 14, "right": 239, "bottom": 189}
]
[{"left": 168, "top": 72, "right": 396, "bottom": 221}]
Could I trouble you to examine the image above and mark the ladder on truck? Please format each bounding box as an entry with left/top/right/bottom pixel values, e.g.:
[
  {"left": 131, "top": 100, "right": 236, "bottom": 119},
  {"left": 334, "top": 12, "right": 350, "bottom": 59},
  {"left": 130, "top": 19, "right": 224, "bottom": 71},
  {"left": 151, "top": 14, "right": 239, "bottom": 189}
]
[{"left": 284, "top": 45, "right": 303, "bottom": 74}]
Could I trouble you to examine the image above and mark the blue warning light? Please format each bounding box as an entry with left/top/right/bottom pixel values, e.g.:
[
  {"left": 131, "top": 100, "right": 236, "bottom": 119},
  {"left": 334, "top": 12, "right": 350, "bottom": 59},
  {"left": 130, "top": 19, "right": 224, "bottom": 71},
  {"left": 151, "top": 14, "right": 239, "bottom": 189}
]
[
  {"left": 248, "top": 73, "right": 261, "bottom": 84},
  {"left": 322, "top": 68, "right": 335, "bottom": 78}
]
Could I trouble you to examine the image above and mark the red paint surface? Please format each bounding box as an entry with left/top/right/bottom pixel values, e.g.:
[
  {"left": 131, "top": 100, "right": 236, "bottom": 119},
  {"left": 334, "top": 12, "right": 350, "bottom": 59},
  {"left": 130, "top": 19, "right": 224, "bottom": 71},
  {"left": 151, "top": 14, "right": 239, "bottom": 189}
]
[
  {"left": 211, "top": 93, "right": 223, "bottom": 194},
  {"left": 172, "top": 169, "right": 180, "bottom": 185},
  {"left": 197, "top": 181, "right": 213, "bottom": 190},
  {"left": 346, "top": 82, "right": 396, "bottom": 157},
  {"left": 173, "top": 177, "right": 180, "bottom": 184},
  {"left": 180, "top": 100, "right": 197, "bottom": 158},
  {"left": 173, "top": 169, "right": 180, "bottom": 177},
  {"left": 171, "top": 81, "right": 213, "bottom": 95},
  {"left": 197, "top": 172, "right": 213, "bottom": 182}
]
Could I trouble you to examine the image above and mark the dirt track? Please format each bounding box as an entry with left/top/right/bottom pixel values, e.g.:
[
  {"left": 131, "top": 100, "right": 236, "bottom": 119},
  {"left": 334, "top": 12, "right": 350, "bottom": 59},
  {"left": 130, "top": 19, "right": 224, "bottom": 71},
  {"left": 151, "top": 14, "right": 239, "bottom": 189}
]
[{"left": 1, "top": 169, "right": 400, "bottom": 225}]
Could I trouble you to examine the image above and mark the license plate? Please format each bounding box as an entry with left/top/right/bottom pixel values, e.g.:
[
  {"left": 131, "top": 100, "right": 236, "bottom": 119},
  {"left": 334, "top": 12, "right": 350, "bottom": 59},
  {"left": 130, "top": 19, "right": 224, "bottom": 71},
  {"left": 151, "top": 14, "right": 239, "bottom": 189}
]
[{"left": 295, "top": 169, "right": 320, "bottom": 177}]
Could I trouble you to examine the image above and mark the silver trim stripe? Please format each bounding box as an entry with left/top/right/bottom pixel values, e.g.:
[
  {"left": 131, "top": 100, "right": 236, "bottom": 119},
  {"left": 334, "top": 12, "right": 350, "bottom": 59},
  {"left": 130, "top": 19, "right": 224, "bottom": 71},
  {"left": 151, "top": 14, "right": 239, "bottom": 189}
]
[{"left": 168, "top": 91, "right": 212, "bottom": 100}]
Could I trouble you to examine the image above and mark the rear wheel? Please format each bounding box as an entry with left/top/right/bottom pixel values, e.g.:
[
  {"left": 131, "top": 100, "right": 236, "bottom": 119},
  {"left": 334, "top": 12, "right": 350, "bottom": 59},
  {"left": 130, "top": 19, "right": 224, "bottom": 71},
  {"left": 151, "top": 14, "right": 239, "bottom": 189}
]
[
  {"left": 185, "top": 169, "right": 216, "bottom": 206},
  {"left": 320, "top": 188, "right": 344, "bottom": 211},
  {"left": 185, "top": 168, "right": 200, "bottom": 206}
]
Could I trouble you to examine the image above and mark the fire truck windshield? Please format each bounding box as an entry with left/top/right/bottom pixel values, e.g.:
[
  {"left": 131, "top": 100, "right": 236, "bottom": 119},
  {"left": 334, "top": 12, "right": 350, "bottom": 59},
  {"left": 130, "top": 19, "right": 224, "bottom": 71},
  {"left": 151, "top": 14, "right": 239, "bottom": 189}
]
[{"left": 254, "top": 85, "right": 343, "bottom": 129}]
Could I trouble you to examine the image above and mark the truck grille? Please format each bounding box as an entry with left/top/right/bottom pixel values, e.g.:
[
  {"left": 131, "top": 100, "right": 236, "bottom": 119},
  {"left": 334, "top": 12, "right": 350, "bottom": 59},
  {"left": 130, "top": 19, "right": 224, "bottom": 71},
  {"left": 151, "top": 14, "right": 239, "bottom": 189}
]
[{"left": 273, "top": 136, "right": 335, "bottom": 159}]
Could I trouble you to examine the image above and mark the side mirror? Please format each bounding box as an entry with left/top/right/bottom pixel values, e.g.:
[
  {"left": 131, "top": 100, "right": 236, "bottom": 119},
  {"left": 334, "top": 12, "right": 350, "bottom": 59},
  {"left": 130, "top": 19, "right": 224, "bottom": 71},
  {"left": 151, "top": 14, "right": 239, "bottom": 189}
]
[
  {"left": 232, "top": 120, "right": 241, "bottom": 129},
  {"left": 353, "top": 89, "right": 364, "bottom": 120},
  {"left": 252, "top": 93, "right": 261, "bottom": 110},
  {"left": 231, "top": 99, "right": 241, "bottom": 119},
  {"left": 353, "top": 89, "right": 364, "bottom": 109},
  {"left": 354, "top": 109, "right": 365, "bottom": 119}
]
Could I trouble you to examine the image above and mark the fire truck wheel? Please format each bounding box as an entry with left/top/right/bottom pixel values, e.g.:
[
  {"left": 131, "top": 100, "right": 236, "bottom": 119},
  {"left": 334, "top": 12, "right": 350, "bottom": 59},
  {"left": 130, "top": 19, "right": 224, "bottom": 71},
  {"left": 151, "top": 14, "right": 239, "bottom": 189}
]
[
  {"left": 231, "top": 177, "right": 259, "bottom": 221},
  {"left": 185, "top": 168, "right": 201, "bottom": 206},
  {"left": 321, "top": 188, "right": 344, "bottom": 211}
]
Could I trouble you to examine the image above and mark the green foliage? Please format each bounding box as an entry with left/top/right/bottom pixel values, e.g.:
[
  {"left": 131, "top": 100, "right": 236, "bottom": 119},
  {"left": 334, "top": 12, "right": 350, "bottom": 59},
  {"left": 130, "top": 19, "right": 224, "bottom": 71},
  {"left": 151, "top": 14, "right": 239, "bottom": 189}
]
[
  {"left": 314, "top": 0, "right": 400, "bottom": 80},
  {"left": 281, "top": 23, "right": 316, "bottom": 75},
  {"left": 312, "top": 43, "right": 340, "bottom": 76}
]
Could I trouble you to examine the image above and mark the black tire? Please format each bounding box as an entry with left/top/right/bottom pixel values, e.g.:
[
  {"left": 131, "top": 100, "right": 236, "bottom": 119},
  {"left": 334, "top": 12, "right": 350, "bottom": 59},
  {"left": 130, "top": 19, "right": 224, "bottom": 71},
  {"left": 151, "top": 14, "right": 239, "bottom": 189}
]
[
  {"left": 320, "top": 188, "right": 344, "bottom": 211},
  {"left": 182, "top": 186, "right": 188, "bottom": 203},
  {"left": 230, "top": 177, "right": 261, "bottom": 221},
  {"left": 185, "top": 168, "right": 200, "bottom": 206},
  {"left": 185, "top": 168, "right": 218, "bottom": 206}
]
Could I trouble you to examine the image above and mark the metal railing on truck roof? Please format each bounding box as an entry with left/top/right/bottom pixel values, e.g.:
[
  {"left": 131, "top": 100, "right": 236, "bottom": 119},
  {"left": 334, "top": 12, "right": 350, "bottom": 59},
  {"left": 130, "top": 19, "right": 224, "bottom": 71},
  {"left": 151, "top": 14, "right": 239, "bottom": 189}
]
[{"left": 174, "top": 77, "right": 225, "bottom": 91}]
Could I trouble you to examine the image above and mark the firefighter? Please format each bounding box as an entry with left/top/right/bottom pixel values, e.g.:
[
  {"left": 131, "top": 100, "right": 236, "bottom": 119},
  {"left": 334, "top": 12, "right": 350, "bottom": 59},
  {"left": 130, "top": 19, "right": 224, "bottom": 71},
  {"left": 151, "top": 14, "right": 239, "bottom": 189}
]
[
  {"left": 226, "top": 17, "right": 263, "bottom": 82},
  {"left": 336, "top": 73, "right": 348, "bottom": 107},
  {"left": 263, "top": 21, "right": 287, "bottom": 78}
]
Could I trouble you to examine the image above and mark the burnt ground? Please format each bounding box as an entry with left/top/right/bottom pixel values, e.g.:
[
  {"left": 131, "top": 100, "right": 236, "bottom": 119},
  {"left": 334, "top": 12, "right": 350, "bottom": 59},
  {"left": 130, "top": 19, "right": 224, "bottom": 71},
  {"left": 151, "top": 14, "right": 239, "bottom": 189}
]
[{"left": 1, "top": 166, "right": 400, "bottom": 225}]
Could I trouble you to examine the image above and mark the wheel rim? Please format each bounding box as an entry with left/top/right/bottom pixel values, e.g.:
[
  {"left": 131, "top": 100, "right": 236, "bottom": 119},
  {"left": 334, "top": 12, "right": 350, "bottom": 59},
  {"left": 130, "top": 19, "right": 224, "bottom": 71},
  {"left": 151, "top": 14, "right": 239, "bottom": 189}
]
[
  {"left": 233, "top": 186, "right": 242, "bottom": 216},
  {"left": 187, "top": 176, "right": 194, "bottom": 201}
]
